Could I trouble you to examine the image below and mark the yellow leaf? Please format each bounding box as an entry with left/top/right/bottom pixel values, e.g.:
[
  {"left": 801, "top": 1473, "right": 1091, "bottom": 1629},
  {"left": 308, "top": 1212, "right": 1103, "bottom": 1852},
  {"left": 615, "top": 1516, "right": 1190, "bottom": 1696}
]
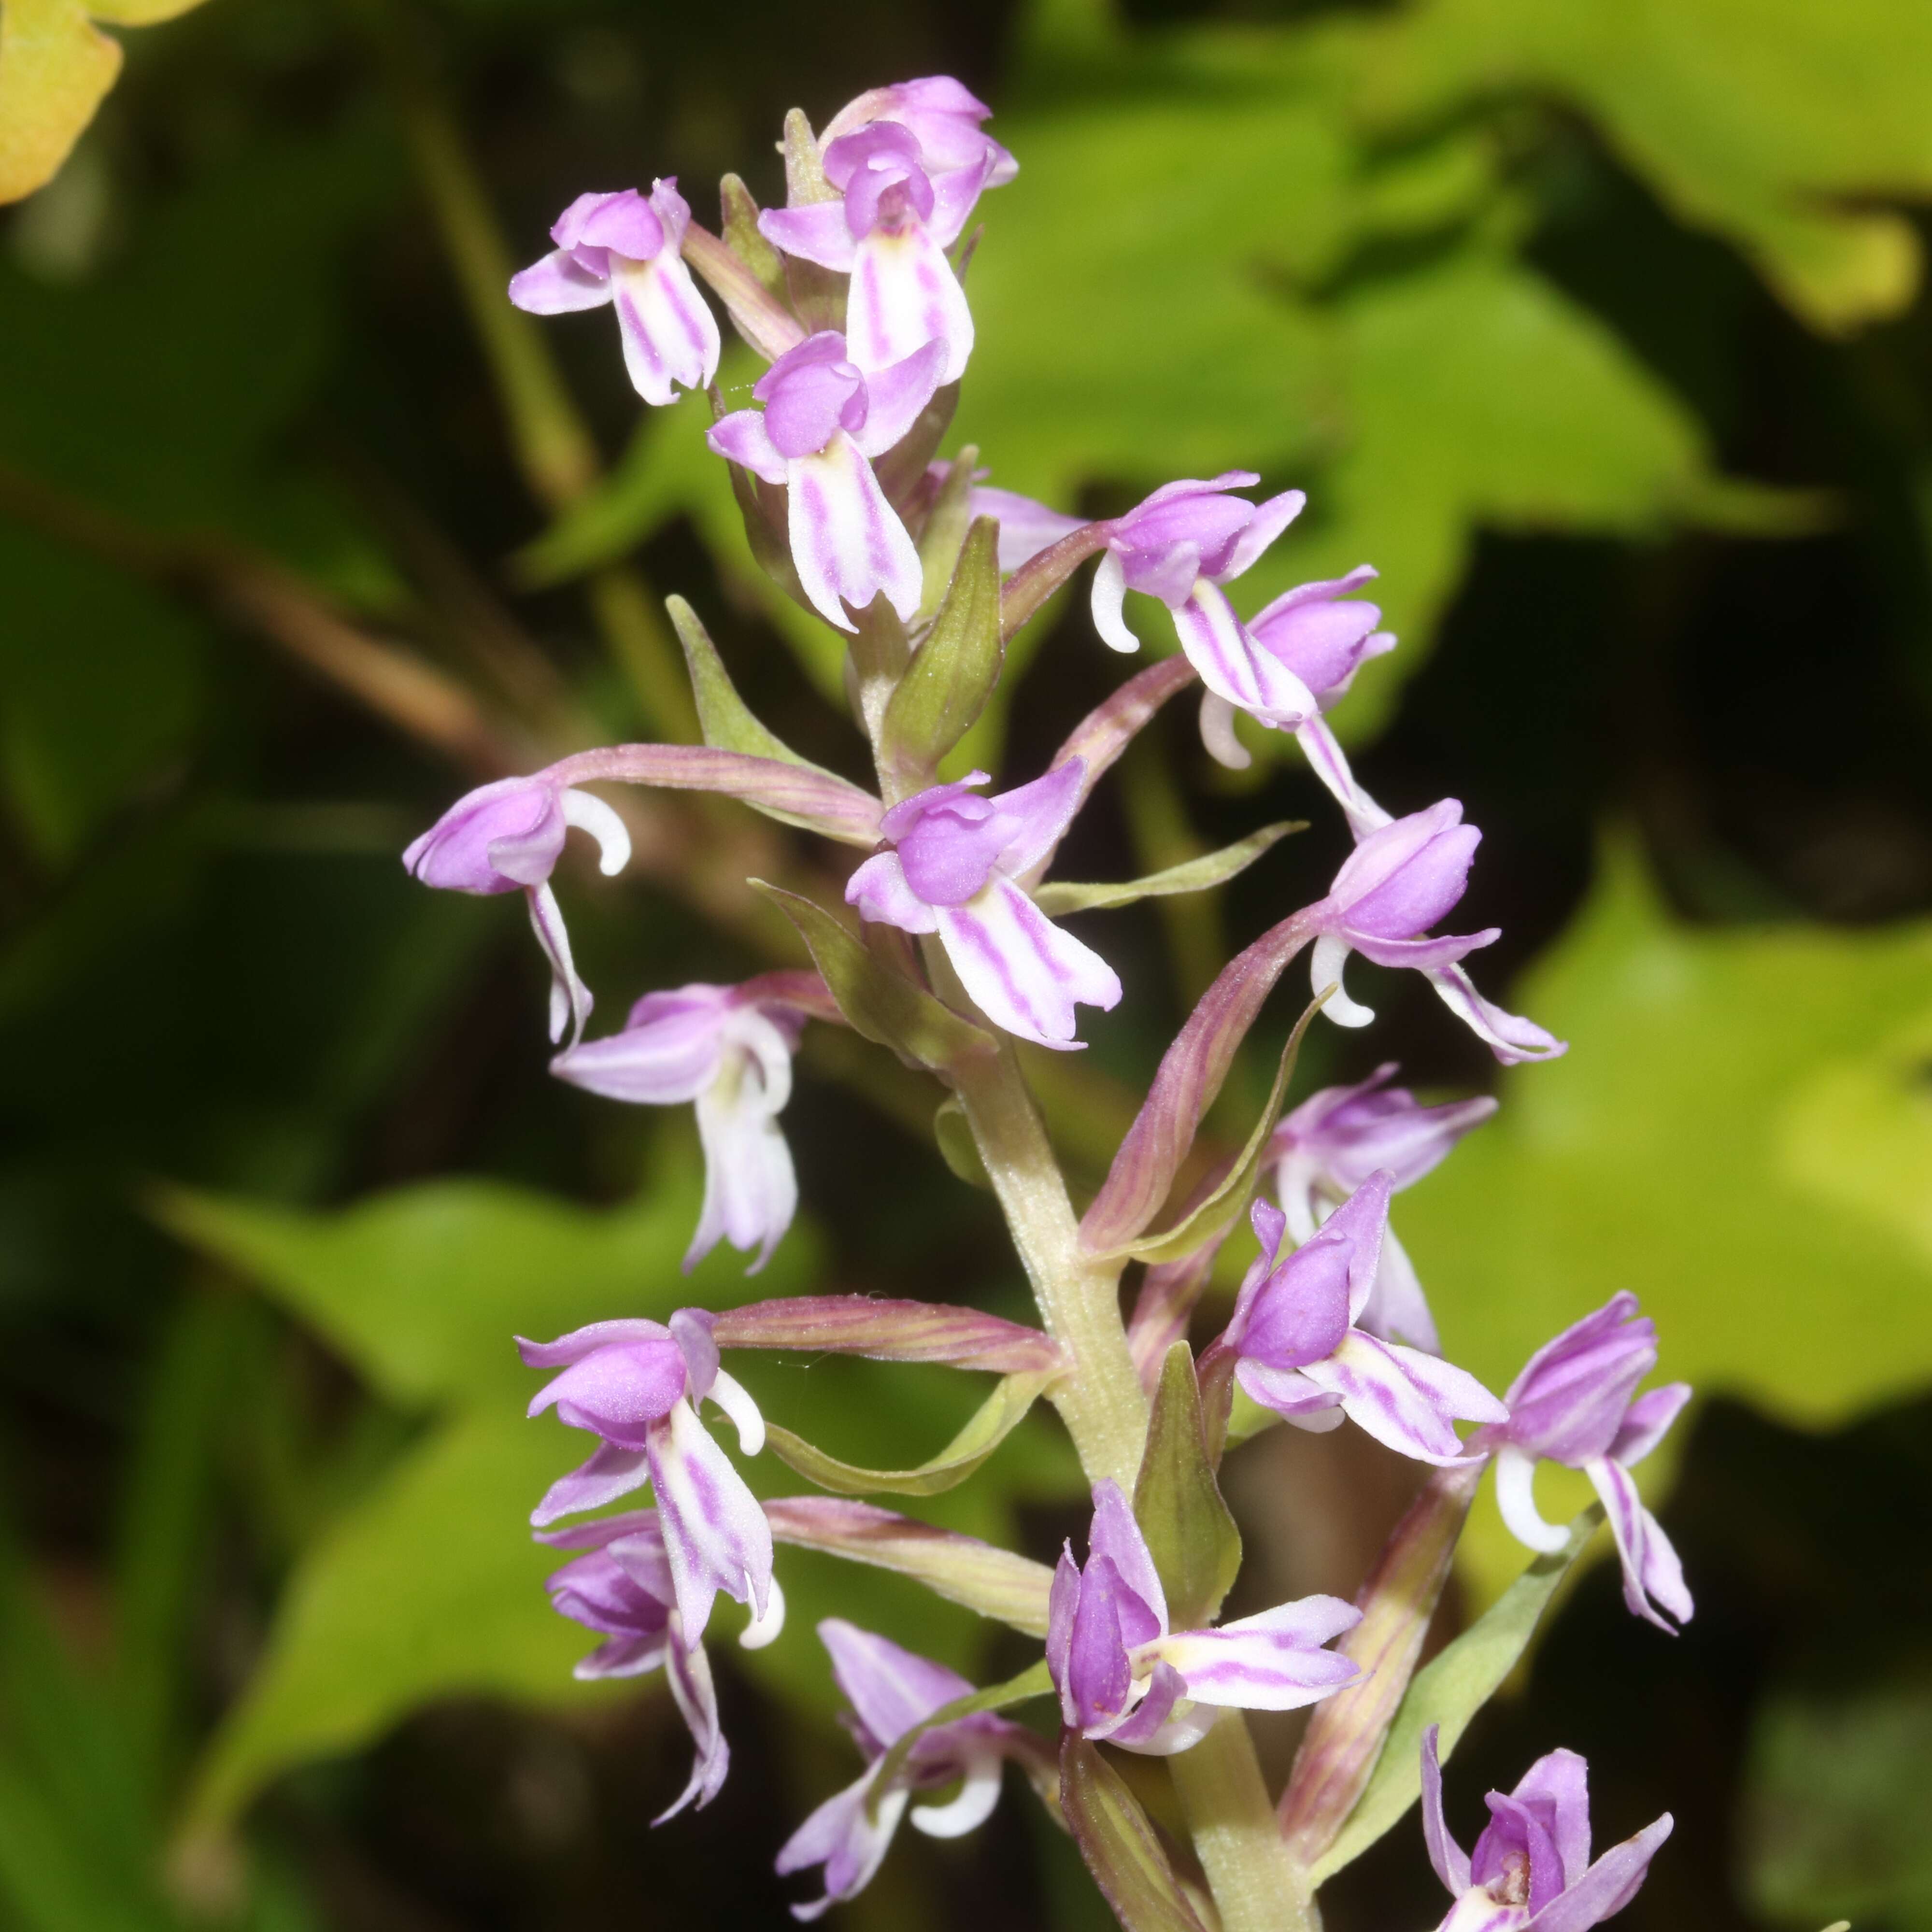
[
  {"left": 0, "top": 0, "right": 120, "bottom": 205},
  {"left": 0, "top": 0, "right": 217, "bottom": 206}
]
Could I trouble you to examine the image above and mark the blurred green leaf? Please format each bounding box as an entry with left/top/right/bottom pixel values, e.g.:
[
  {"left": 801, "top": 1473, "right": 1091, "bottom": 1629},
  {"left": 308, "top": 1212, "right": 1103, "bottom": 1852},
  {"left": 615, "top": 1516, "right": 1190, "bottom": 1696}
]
[
  {"left": 0, "top": 523, "right": 210, "bottom": 866},
  {"left": 161, "top": 1173, "right": 823, "bottom": 1830},
  {"left": 1742, "top": 1668, "right": 1932, "bottom": 1929},
  {"left": 179, "top": 1407, "right": 599, "bottom": 1836},
  {"left": 153, "top": 1177, "right": 773, "bottom": 1409},
  {"left": 1337, "top": 0, "right": 1932, "bottom": 333},
  {"left": 963, "top": 18, "right": 1734, "bottom": 742},
  {"left": 0, "top": 1506, "right": 178, "bottom": 1931},
  {"left": 0, "top": 134, "right": 386, "bottom": 523},
  {"left": 1400, "top": 840, "right": 1932, "bottom": 1604}
]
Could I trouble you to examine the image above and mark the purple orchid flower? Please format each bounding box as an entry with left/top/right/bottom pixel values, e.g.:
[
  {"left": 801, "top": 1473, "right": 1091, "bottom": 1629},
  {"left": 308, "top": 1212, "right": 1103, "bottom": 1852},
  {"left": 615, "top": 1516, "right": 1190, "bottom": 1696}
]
[
  {"left": 1311, "top": 799, "right": 1566, "bottom": 1065},
  {"left": 552, "top": 980, "right": 808, "bottom": 1273},
  {"left": 1474, "top": 1294, "right": 1694, "bottom": 1632},
  {"left": 776, "top": 1619, "right": 1047, "bottom": 1921},
  {"left": 761, "top": 81, "right": 1012, "bottom": 384},
  {"left": 1206, "top": 1178, "right": 1507, "bottom": 1464},
  {"left": 844, "top": 762, "right": 1122, "bottom": 1049},
  {"left": 966, "top": 475, "right": 1395, "bottom": 830},
  {"left": 1421, "top": 1726, "right": 1672, "bottom": 1931},
  {"left": 1197, "top": 564, "right": 1397, "bottom": 837},
  {"left": 402, "top": 774, "right": 631, "bottom": 1046},
  {"left": 1090, "top": 474, "right": 1315, "bottom": 725},
  {"left": 818, "top": 76, "right": 1019, "bottom": 187},
  {"left": 537, "top": 1511, "right": 739, "bottom": 1819},
  {"left": 1046, "top": 1480, "right": 1361, "bottom": 1755},
  {"left": 1266, "top": 1064, "right": 1498, "bottom": 1353},
  {"left": 508, "top": 183, "right": 720, "bottom": 407},
  {"left": 709, "top": 330, "right": 946, "bottom": 632},
  {"left": 519, "top": 1309, "right": 776, "bottom": 1647}
]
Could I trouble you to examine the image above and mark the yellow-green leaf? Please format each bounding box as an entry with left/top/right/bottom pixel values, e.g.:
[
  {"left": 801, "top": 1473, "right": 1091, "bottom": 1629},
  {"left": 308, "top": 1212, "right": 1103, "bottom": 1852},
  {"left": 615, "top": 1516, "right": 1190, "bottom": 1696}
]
[
  {"left": 1399, "top": 839, "right": 1932, "bottom": 1607},
  {"left": 764, "top": 1370, "right": 1055, "bottom": 1497}
]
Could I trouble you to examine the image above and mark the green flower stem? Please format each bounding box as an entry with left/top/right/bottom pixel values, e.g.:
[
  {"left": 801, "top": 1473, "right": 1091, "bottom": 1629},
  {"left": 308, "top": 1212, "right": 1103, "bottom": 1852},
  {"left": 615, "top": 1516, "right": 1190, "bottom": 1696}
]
[
  {"left": 947, "top": 1037, "right": 1148, "bottom": 1493},
  {"left": 1170, "top": 1721, "right": 1321, "bottom": 1932}
]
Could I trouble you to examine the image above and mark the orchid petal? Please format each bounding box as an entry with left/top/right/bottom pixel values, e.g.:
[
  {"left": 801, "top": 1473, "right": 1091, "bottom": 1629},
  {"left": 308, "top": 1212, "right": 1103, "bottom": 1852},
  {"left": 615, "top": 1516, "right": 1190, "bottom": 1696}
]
[
  {"left": 1347, "top": 928, "right": 1499, "bottom": 973},
  {"left": 1524, "top": 1815, "right": 1672, "bottom": 1932},
  {"left": 1360, "top": 1222, "right": 1441, "bottom": 1353},
  {"left": 550, "top": 1009, "right": 723, "bottom": 1104},
  {"left": 821, "top": 1617, "right": 975, "bottom": 1748},
  {"left": 1295, "top": 716, "right": 1392, "bottom": 837},
  {"left": 935, "top": 876, "right": 1122, "bottom": 1049},
  {"left": 1048, "top": 1548, "right": 1081, "bottom": 1726},
  {"left": 1508, "top": 1747, "right": 1593, "bottom": 1889},
  {"left": 1172, "top": 583, "right": 1318, "bottom": 724},
  {"left": 1233, "top": 1359, "right": 1345, "bottom": 1428},
  {"left": 1494, "top": 1445, "right": 1571, "bottom": 1555},
  {"left": 612, "top": 252, "right": 720, "bottom": 406},
  {"left": 1093, "top": 1658, "right": 1208, "bottom": 1752},
  {"left": 757, "top": 201, "right": 859, "bottom": 271},
  {"left": 1088, "top": 1479, "right": 1168, "bottom": 1636},
  {"left": 527, "top": 882, "right": 593, "bottom": 1046},
  {"left": 517, "top": 1318, "right": 676, "bottom": 1371},
  {"left": 508, "top": 248, "right": 612, "bottom": 314},
  {"left": 923, "top": 149, "right": 995, "bottom": 248},
  {"left": 987, "top": 758, "right": 1087, "bottom": 880},
  {"left": 786, "top": 434, "right": 923, "bottom": 630},
  {"left": 526, "top": 1331, "right": 689, "bottom": 1441},
  {"left": 657, "top": 1627, "right": 730, "bottom": 1819},
  {"left": 850, "top": 339, "right": 948, "bottom": 457},
  {"left": 969, "top": 485, "right": 1087, "bottom": 573},
  {"left": 1311, "top": 932, "right": 1375, "bottom": 1028},
  {"left": 1586, "top": 1457, "right": 1692, "bottom": 1632},
  {"left": 1609, "top": 1383, "right": 1691, "bottom": 1468},
  {"left": 848, "top": 225, "right": 974, "bottom": 384},
  {"left": 776, "top": 1766, "right": 909, "bottom": 1921},
  {"left": 1421, "top": 1726, "right": 1473, "bottom": 1894},
  {"left": 1152, "top": 1611, "right": 1360, "bottom": 1710},
  {"left": 1199, "top": 690, "right": 1253, "bottom": 770},
  {"left": 1091, "top": 550, "right": 1138, "bottom": 652},
  {"left": 708, "top": 1368, "right": 766, "bottom": 1457},
  {"left": 1427, "top": 964, "right": 1568, "bottom": 1064},
  {"left": 707, "top": 409, "right": 790, "bottom": 486},
  {"left": 531, "top": 1440, "right": 651, "bottom": 1527},
  {"left": 846, "top": 850, "right": 941, "bottom": 934},
  {"left": 1303, "top": 1332, "right": 1480, "bottom": 1466},
  {"left": 647, "top": 1400, "right": 774, "bottom": 1640},
  {"left": 1220, "top": 487, "right": 1307, "bottom": 582},
  {"left": 909, "top": 1752, "right": 1004, "bottom": 1837},
  {"left": 1342, "top": 823, "right": 1481, "bottom": 940}
]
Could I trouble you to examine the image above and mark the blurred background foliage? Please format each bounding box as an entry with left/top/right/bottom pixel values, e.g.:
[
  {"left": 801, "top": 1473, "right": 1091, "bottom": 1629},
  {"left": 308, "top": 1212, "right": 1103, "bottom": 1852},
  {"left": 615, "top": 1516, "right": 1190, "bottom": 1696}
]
[{"left": 1, "top": 0, "right": 1931, "bottom": 1924}]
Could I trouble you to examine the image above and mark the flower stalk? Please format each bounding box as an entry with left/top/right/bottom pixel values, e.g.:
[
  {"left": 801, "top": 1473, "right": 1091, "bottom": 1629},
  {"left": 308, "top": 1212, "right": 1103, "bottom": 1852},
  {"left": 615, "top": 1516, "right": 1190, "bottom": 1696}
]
[{"left": 393, "top": 66, "right": 1683, "bottom": 1932}]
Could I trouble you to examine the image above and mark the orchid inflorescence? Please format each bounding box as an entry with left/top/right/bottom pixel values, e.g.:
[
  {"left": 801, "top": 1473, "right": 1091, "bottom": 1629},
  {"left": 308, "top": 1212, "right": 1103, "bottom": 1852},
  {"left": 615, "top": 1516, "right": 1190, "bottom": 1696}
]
[{"left": 405, "top": 75, "right": 1687, "bottom": 1932}]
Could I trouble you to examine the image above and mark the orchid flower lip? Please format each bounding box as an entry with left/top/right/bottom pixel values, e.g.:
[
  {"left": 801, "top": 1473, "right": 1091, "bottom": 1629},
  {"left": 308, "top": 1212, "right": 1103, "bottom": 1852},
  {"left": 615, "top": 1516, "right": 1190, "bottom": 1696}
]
[
  {"left": 846, "top": 761, "right": 1121, "bottom": 1049},
  {"left": 1044, "top": 1481, "right": 1362, "bottom": 1753},
  {"left": 1480, "top": 1293, "right": 1695, "bottom": 1630}
]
